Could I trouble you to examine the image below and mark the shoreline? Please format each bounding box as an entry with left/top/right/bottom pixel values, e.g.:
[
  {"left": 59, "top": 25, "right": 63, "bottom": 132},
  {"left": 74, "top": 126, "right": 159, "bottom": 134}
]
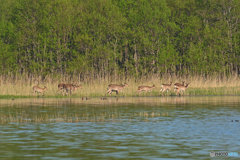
[{"left": 1, "top": 91, "right": 240, "bottom": 99}]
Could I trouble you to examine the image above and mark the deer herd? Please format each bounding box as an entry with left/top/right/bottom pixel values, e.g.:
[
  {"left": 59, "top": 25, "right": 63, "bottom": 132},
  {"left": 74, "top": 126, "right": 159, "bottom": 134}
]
[
  {"left": 136, "top": 81, "right": 189, "bottom": 96},
  {"left": 32, "top": 81, "right": 189, "bottom": 97},
  {"left": 33, "top": 83, "right": 82, "bottom": 96}
]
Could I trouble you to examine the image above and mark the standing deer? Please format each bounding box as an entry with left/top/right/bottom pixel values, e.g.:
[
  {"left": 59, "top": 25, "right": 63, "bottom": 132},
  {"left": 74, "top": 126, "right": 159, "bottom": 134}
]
[
  {"left": 159, "top": 82, "right": 172, "bottom": 96},
  {"left": 63, "top": 83, "right": 82, "bottom": 95},
  {"left": 176, "top": 83, "right": 190, "bottom": 96},
  {"left": 33, "top": 86, "right": 48, "bottom": 96},
  {"left": 137, "top": 85, "right": 156, "bottom": 95},
  {"left": 105, "top": 83, "right": 128, "bottom": 96},
  {"left": 174, "top": 81, "right": 185, "bottom": 92}
]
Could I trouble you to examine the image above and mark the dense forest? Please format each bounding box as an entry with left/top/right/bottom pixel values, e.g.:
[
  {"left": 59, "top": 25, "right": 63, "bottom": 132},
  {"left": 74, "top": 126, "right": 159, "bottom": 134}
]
[{"left": 0, "top": 0, "right": 240, "bottom": 81}]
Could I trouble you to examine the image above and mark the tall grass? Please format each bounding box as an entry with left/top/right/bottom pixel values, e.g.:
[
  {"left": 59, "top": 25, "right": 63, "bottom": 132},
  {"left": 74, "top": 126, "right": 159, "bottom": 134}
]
[{"left": 0, "top": 74, "right": 240, "bottom": 97}]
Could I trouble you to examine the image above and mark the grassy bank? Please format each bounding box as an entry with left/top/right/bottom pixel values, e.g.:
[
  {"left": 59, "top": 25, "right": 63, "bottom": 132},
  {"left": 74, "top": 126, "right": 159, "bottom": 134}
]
[{"left": 0, "top": 74, "right": 240, "bottom": 98}]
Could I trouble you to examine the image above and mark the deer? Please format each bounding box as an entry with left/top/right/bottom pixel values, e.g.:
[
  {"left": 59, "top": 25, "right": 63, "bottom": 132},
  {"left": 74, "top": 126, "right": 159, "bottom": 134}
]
[
  {"left": 63, "top": 83, "right": 82, "bottom": 95},
  {"left": 175, "top": 83, "right": 190, "bottom": 96},
  {"left": 33, "top": 86, "right": 48, "bottom": 96},
  {"left": 58, "top": 83, "right": 65, "bottom": 91},
  {"left": 159, "top": 82, "right": 172, "bottom": 96},
  {"left": 58, "top": 82, "right": 78, "bottom": 92},
  {"left": 105, "top": 83, "right": 128, "bottom": 97},
  {"left": 137, "top": 85, "right": 156, "bottom": 95},
  {"left": 174, "top": 81, "right": 185, "bottom": 92}
]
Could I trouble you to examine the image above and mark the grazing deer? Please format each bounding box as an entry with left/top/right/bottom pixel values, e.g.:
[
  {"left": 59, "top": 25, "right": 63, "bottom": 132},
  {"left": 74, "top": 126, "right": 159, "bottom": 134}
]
[
  {"left": 58, "top": 82, "right": 78, "bottom": 92},
  {"left": 58, "top": 83, "right": 65, "bottom": 91},
  {"left": 33, "top": 86, "right": 48, "bottom": 96},
  {"left": 137, "top": 85, "right": 156, "bottom": 95},
  {"left": 176, "top": 83, "right": 190, "bottom": 96},
  {"left": 105, "top": 83, "right": 128, "bottom": 96},
  {"left": 159, "top": 82, "right": 172, "bottom": 96},
  {"left": 174, "top": 81, "right": 185, "bottom": 92},
  {"left": 63, "top": 83, "right": 82, "bottom": 95}
]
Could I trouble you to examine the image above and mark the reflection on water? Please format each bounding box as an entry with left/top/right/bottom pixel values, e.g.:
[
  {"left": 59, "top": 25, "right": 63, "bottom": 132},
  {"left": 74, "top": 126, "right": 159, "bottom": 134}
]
[{"left": 0, "top": 96, "right": 240, "bottom": 159}]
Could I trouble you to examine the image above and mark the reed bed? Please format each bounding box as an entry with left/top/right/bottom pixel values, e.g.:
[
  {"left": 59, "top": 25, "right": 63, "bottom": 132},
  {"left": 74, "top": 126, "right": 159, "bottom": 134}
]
[
  {"left": 0, "top": 74, "right": 240, "bottom": 97},
  {"left": 0, "top": 111, "right": 169, "bottom": 124}
]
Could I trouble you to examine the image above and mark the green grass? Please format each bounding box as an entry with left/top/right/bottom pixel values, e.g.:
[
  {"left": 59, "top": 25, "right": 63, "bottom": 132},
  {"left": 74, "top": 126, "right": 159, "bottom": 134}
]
[{"left": 187, "top": 87, "right": 240, "bottom": 96}]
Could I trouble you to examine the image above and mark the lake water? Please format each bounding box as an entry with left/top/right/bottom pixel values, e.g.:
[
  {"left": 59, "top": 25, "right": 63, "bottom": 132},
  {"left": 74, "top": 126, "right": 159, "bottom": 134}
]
[{"left": 0, "top": 96, "right": 239, "bottom": 159}]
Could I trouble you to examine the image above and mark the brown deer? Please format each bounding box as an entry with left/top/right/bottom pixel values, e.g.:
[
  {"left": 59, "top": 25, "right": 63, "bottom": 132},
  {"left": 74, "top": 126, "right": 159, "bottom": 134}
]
[
  {"left": 105, "top": 83, "right": 128, "bottom": 96},
  {"left": 174, "top": 81, "right": 185, "bottom": 92},
  {"left": 63, "top": 83, "right": 82, "bottom": 95},
  {"left": 176, "top": 83, "right": 190, "bottom": 96},
  {"left": 137, "top": 85, "right": 156, "bottom": 95},
  {"left": 33, "top": 86, "right": 48, "bottom": 96},
  {"left": 159, "top": 82, "right": 172, "bottom": 96},
  {"left": 58, "top": 83, "right": 65, "bottom": 91}
]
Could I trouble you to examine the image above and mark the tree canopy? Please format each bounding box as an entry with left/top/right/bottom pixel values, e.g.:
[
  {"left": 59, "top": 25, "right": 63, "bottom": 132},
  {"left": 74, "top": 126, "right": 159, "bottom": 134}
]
[{"left": 0, "top": 0, "right": 239, "bottom": 80}]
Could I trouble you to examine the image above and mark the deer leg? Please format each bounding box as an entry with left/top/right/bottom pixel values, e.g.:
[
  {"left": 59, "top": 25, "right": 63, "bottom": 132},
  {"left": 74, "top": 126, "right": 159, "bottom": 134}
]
[
  {"left": 159, "top": 88, "right": 163, "bottom": 95},
  {"left": 174, "top": 87, "right": 176, "bottom": 92},
  {"left": 139, "top": 91, "right": 142, "bottom": 95},
  {"left": 178, "top": 90, "right": 181, "bottom": 96},
  {"left": 105, "top": 91, "right": 108, "bottom": 96},
  {"left": 106, "top": 90, "right": 111, "bottom": 96}
]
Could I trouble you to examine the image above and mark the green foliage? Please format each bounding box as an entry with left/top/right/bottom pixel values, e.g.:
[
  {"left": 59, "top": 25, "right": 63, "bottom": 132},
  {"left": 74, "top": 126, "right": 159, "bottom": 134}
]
[{"left": 0, "top": 0, "right": 239, "bottom": 79}]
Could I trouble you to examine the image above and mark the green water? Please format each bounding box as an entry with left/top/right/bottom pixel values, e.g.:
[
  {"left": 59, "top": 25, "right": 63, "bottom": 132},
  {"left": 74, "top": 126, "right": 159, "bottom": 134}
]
[{"left": 0, "top": 96, "right": 239, "bottom": 159}]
